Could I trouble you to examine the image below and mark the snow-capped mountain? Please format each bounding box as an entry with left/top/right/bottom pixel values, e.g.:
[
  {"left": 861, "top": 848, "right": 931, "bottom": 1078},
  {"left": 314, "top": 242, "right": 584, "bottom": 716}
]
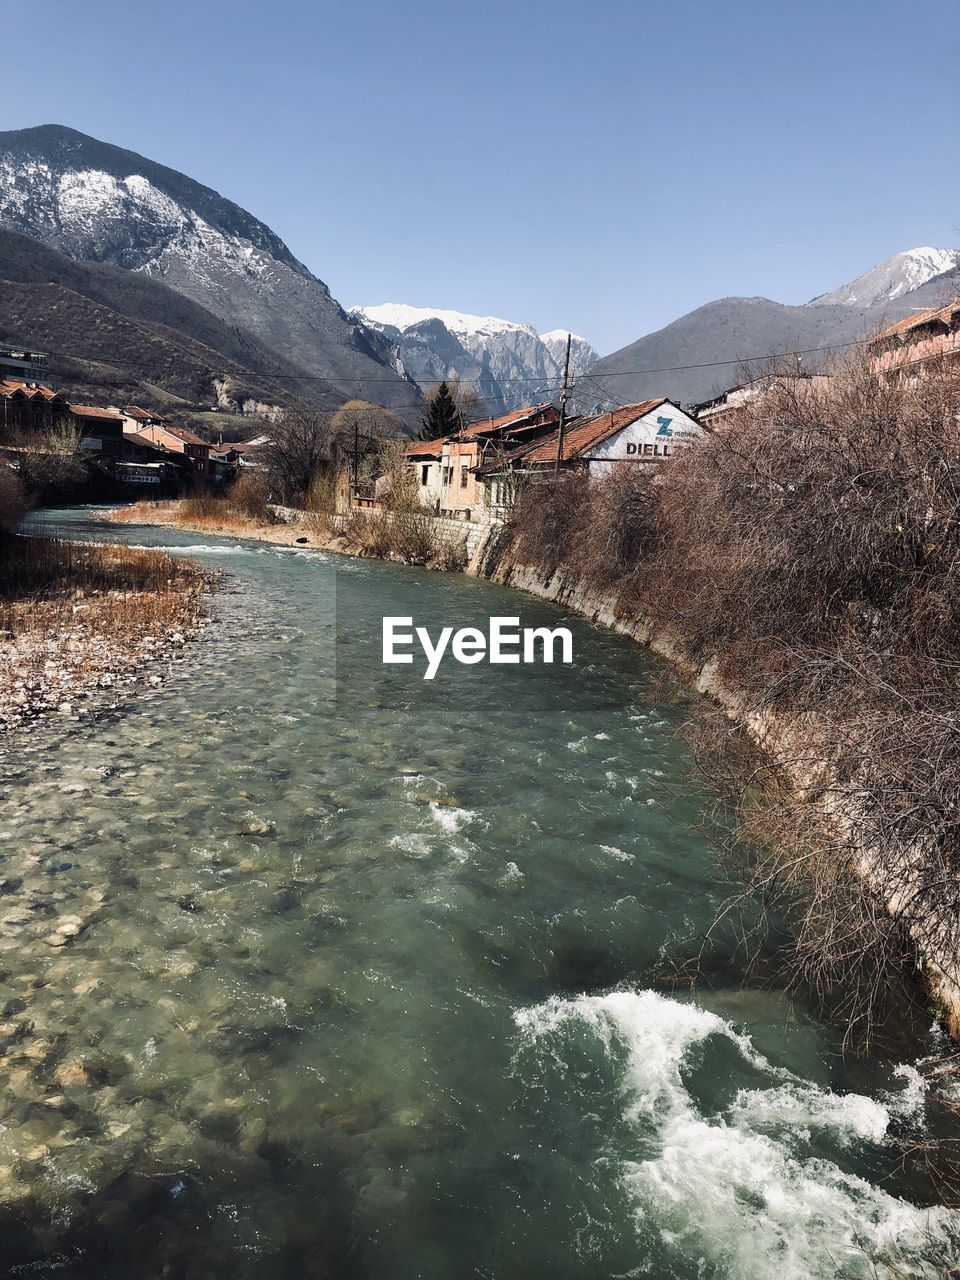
[
  {"left": 540, "top": 329, "right": 599, "bottom": 374},
  {"left": 0, "top": 125, "right": 418, "bottom": 418},
  {"left": 578, "top": 247, "right": 960, "bottom": 412},
  {"left": 808, "top": 247, "right": 960, "bottom": 309},
  {"left": 350, "top": 303, "right": 598, "bottom": 413}
]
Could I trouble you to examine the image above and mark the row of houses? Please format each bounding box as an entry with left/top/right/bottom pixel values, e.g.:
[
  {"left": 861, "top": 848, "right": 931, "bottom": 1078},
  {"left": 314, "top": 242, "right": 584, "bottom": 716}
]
[
  {"left": 0, "top": 377, "right": 239, "bottom": 488},
  {"left": 403, "top": 398, "right": 703, "bottom": 520},
  {"left": 394, "top": 297, "right": 960, "bottom": 522}
]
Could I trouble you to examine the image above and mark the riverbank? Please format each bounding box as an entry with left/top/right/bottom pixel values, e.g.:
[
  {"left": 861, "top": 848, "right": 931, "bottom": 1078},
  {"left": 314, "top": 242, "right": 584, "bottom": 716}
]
[
  {"left": 107, "top": 499, "right": 347, "bottom": 552},
  {"left": 0, "top": 531, "right": 211, "bottom": 733}
]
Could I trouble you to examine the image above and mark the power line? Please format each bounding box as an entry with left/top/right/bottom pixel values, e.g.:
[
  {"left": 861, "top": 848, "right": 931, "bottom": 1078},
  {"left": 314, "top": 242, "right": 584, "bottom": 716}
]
[
  {"left": 217, "top": 333, "right": 880, "bottom": 384},
  {"left": 32, "top": 331, "right": 882, "bottom": 397}
]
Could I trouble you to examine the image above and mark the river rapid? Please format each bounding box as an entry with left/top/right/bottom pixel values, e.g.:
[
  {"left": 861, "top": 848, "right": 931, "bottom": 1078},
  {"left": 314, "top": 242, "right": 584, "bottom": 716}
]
[{"left": 0, "top": 507, "right": 957, "bottom": 1278}]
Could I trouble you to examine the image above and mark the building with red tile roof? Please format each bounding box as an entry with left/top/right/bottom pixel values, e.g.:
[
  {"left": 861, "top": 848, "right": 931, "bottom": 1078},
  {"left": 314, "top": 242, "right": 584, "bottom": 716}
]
[
  {"left": 869, "top": 298, "right": 960, "bottom": 380},
  {"left": 405, "top": 403, "right": 560, "bottom": 516},
  {"left": 124, "top": 420, "right": 213, "bottom": 476},
  {"left": 474, "top": 399, "right": 703, "bottom": 517}
]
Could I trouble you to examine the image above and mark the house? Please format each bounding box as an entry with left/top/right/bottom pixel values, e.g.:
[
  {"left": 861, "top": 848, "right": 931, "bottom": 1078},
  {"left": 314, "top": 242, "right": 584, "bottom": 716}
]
[
  {"left": 215, "top": 434, "right": 270, "bottom": 467},
  {"left": 68, "top": 404, "right": 126, "bottom": 456},
  {"left": 0, "top": 345, "right": 48, "bottom": 385},
  {"left": 868, "top": 299, "right": 960, "bottom": 382},
  {"left": 123, "top": 421, "right": 213, "bottom": 477},
  {"left": 405, "top": 403, "right": 561, "bottom": 519},
  {"left": 405, "top": 435, "right": 445, "bottom": 509},
  {"left": 475, "top": 399, "right": 703, "bottom": 516},
  {"left": 0, "top": 379, "right": 69, "bottom": 433},
  {"left": 695, "top": 374, "right": 833, "bottom": 429}
]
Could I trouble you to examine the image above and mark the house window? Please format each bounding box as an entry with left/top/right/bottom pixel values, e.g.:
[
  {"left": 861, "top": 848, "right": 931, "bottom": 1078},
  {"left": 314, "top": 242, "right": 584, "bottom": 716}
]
[
  {"left": 421, "top": 465, "right": 429, "bottom": 486},
  {"left": 460, "top": 466, "right": 468, "bottom": 488}
]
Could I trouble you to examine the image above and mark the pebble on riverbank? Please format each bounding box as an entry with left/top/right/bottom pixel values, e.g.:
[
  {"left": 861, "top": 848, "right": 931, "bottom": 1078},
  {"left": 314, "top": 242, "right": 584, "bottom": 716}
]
[{"left": 0, "top": 587, "right": 209, "bottom": 735}]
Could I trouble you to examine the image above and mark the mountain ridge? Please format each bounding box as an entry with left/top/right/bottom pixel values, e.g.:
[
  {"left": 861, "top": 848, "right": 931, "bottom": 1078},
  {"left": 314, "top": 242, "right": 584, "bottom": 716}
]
[
  {"left": 0, "top": 226, "right": 345, "bottom": 421},
  {"left": 351, "top": 302, "right": 598, "bottom": 414},
  {"left": 578, "top": 250, "right": 960, "bottom": 411},
  {"left": 0, "top": 124, "right": 420, "bottom": 420}
]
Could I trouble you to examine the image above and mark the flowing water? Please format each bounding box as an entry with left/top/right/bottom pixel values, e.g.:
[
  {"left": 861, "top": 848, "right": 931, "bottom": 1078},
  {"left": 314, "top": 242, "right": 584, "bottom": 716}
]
[{"left": 0, "top": 507, "right": 958, "bottom": 1278}]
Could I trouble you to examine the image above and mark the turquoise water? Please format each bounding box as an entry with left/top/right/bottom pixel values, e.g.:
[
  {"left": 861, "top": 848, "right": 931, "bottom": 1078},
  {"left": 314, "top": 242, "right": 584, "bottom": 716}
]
[{"left": 0, "top": 507, "right": 956, "bottom": 1278}]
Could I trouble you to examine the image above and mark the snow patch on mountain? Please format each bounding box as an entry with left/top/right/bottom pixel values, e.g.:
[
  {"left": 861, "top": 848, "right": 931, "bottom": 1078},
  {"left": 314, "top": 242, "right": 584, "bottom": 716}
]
[
  {"left": 0, "top": 127, "right": 419, "bottom": 418},
  {"left": 809, "top": 246, "right": 960, "bottom": 308},
  {"left": 349, "top": 304, "right": 598, "bottom": 412},
  {"left": 351, "top": 302, "right": 538, "bottom": 340}
]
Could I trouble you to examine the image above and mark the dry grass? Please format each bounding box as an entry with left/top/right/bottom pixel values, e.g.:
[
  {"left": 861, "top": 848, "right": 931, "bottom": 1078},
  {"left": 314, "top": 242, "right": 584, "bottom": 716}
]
[
  {"left": 112, "top": 490, "right": 280, "bottom": 537},
  {"left": 341, "top": 507, "right": 468, "bottom": 569},
  {"left": 0, "top": 534, "right": 210, "bottom": 731}
]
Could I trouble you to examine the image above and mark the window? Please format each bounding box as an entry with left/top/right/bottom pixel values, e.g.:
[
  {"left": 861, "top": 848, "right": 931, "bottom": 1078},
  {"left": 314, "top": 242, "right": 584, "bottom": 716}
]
[
  {"left": 460, "top": 466, "right": 468, "bottom": 488},
  {"left": 421, "top": 464, "right": 429, "bottom": 486}
]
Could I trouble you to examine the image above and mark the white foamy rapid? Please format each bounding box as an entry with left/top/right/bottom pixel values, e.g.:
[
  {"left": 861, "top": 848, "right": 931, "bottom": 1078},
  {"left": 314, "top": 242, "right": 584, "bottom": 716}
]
[
  {"left": 513, "top": 990, "right": 958, "bottom": 1279},
  {"left": 428, "top": 802, "right": 477, "bottom": 835}
]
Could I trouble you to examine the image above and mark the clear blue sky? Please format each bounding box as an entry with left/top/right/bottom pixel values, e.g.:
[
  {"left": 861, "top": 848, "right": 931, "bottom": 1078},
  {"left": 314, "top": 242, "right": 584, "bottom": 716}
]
[{"left": 6, "top": 0, "right": 959, "bottom": 353}]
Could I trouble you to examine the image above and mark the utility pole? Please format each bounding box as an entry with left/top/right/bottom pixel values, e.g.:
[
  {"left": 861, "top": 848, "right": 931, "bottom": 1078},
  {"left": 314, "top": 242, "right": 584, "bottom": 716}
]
[
  {"left": 554, "top": 332, "right": 572, "bottom": 472},
  {"left": 352, "top": 419, "right": 360, "bottom": 506}
]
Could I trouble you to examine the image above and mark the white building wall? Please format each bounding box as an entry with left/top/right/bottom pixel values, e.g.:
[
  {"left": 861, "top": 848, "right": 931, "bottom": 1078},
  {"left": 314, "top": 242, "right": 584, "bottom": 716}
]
[{"left": 584, "top": 403, "right": 702, "bottom": 476}]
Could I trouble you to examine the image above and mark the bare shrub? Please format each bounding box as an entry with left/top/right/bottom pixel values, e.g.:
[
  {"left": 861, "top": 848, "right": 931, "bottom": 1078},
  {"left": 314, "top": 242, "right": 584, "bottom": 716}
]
[
  {"left": 574, "top": 462, "right": 660, "bottom": 589},
  {"left": 432, "top": 530, "right": 469, "bottom": 572},
  {"left": 341, "top": 505, "right": 467, "bottom": 569},
  {"left": 0, "top": 464, "right": 28, "bottom": 534},
  {"left": 13, "top": 419, "right": 87, "bottom": 501},
  {"left": 179, "top": 492, "right": 227, "bottom": 521},
  {"left": 375, "top": 438, "right": 421, "bottom": 512},
  {"left": 229, "top": 471, "right": 276, "bottom": 523},
  {"left": 304, "top": 471, "right": 340, "bottom": 538},
  {"left": 506, "top": 471, "right": 591, "bottom": 575}
]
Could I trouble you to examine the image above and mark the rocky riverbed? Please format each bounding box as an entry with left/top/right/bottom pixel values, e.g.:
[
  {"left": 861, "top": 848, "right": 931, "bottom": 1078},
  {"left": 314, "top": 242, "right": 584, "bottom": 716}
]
[{"left": 0, "top": 531, "right": 210, "bottom": 734}]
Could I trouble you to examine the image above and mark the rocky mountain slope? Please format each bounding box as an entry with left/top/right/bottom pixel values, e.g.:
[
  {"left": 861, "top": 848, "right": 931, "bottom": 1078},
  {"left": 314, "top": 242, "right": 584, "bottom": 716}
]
[
  {"left": 579, "top": 248, "right": 960, "bottom": 410},
  {"left": 809, "top": 247, "right": 960, "bottom": 308},
  {"left": 0, "top": 227, "right": 346, "bottom": 417},
  {"left": 0, "top": 125, "right": 419, "bottom": 419},
  {"left": 351, "top": 303, "right": 597, "bottom": 413}
]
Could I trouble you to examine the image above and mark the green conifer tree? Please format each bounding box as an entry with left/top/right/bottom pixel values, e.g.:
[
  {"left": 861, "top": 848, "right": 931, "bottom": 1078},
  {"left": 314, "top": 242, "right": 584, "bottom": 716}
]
[{"left": 418, "top": 382, "right": 463, "bottom": 440}]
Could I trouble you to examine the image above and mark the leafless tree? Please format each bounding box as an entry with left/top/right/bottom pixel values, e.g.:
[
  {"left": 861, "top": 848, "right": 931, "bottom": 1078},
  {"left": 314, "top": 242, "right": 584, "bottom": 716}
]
[{"left": 260, "top": 401, "right": 333, "bottom": 504}]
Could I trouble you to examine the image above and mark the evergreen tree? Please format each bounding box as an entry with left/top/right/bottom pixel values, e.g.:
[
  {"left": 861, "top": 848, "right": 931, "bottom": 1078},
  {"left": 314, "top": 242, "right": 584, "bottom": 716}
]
[{"left": 418, "top": 382, "right": 463, "bottom": 440}]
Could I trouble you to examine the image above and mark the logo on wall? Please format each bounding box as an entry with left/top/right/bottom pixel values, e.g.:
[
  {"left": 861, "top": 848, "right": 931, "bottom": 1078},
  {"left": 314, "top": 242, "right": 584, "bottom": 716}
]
[{"left": 655, "top": 417, "right": 674, "bottom": 437}]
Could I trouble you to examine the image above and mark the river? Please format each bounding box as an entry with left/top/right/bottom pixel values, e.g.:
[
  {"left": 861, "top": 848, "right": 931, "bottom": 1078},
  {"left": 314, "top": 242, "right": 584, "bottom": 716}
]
[{"left": 0, "top": 506, "right": 957, "bottom": 1278}]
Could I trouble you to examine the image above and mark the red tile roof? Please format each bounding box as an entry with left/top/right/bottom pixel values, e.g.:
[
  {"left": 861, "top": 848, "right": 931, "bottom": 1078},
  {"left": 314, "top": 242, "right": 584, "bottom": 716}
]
[
  {"left": 69, "top": 403, "right": 125, "bottom": 422},
  {"left": 872, "top": 299, "right": 960, "bottom": 343},
  {"left": 405, "top": 437, "right": 445, "bottom": 459},
  {"left": 0, "top": 379, "right": 62, "bottom": 401},
  {"left": 405, "top": 403, "right": 559, "bottom": 457},
  {"left": 515, "top": 400, "right": 668, "bottom": 465},
  {"left": 459, "top": 402, "right": 558, "bottom": 442},
  {"left": 222, "top": 436, "right": 269, "bottom": 454},
  {"left": 165, "top": 424, "right": 208, "bottom": 448},
  {"left": 123, "top": 404, "right": 168, "bottom": 423}
]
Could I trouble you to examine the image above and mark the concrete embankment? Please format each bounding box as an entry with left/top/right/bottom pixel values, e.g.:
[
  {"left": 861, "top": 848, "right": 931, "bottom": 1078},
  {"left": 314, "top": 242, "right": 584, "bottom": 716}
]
[{"left": 467, "top": 525, "right": 960, "bottom": 1040}]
